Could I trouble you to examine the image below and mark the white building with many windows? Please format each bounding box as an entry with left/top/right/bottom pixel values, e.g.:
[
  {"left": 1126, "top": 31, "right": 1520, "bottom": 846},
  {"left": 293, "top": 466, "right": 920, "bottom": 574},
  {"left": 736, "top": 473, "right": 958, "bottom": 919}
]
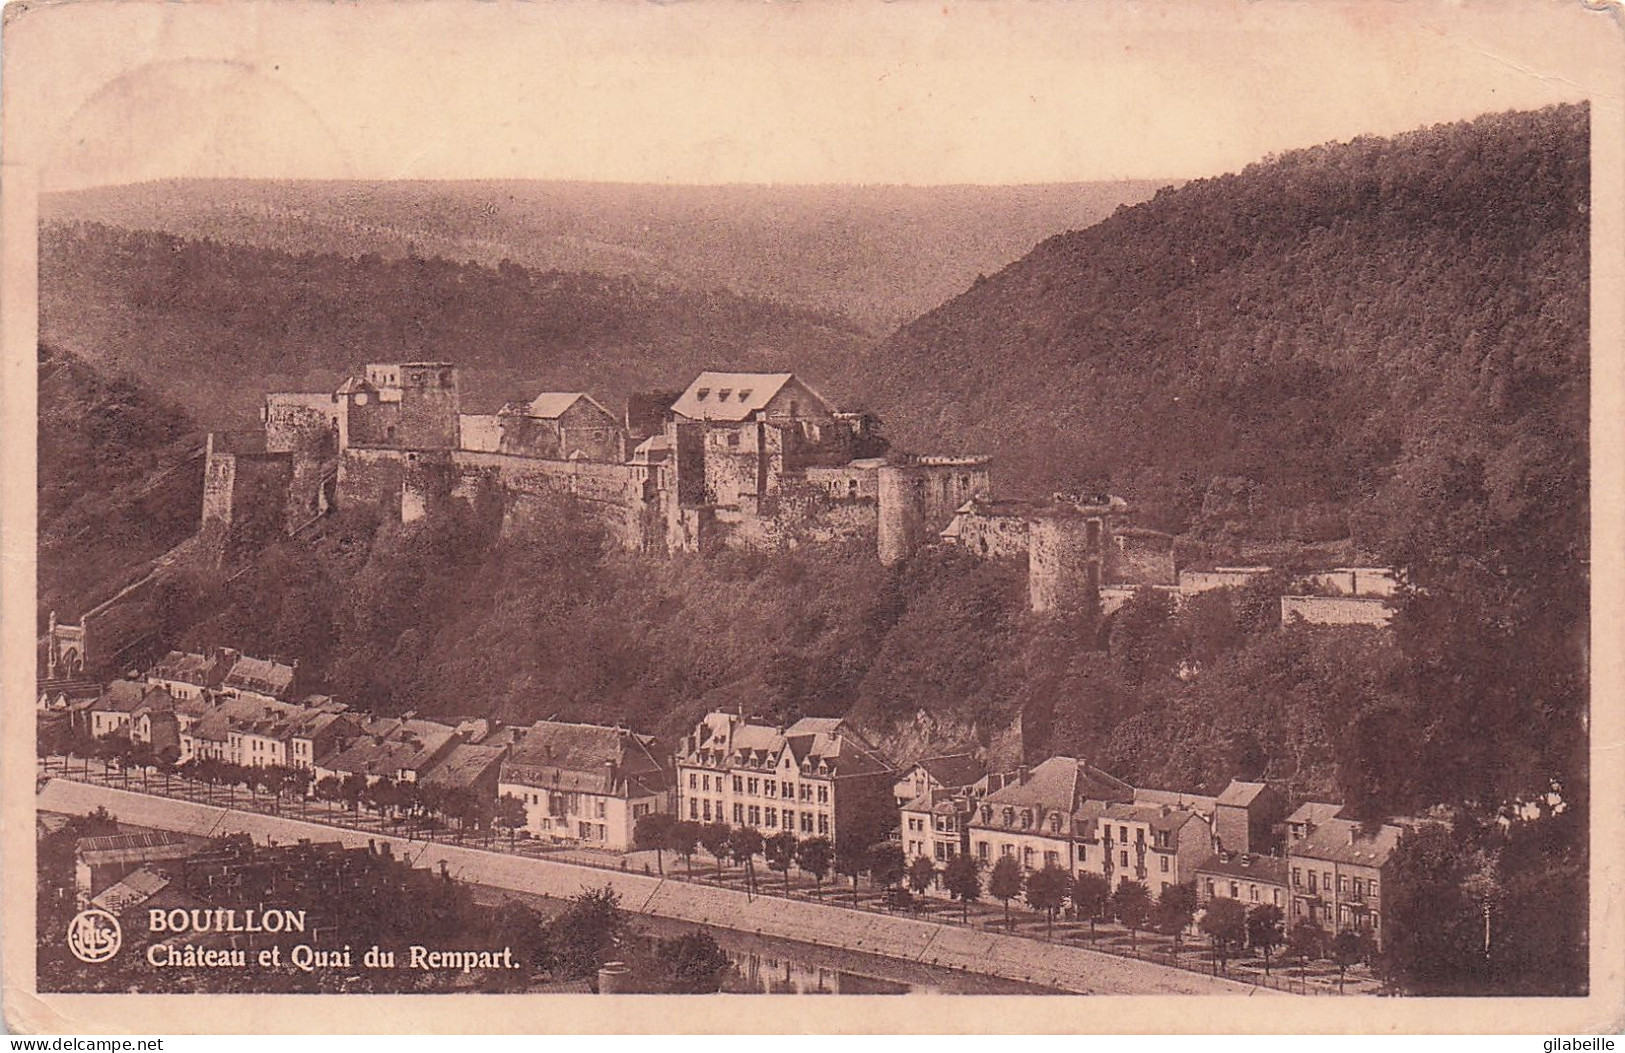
[
  {"left": 674, "top": 711, "right": 894, "bottom": 847},
  {"left": 967, "top": 757, "right": 1135, "bottom": 874}
]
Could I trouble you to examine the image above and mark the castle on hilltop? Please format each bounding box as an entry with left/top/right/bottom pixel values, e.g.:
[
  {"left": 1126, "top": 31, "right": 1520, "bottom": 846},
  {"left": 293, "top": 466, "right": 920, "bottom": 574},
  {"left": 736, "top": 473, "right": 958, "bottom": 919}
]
[
  {"left": 44, "top": 360, "right": 1396, "bottom": 682},
  {"left": 199, "top": 361, "right": 1171, "bottom": 611}
]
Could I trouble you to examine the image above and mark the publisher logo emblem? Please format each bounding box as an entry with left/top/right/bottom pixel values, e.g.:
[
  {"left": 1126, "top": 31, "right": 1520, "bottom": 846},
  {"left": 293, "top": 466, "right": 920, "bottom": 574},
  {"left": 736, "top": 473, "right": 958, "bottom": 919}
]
[{"left": 67, "top": 908, "right": 122, "bottom": 963}]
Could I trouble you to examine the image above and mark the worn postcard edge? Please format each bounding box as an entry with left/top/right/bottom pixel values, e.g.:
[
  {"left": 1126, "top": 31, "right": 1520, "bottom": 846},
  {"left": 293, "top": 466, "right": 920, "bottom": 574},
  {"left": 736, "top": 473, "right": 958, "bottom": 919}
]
[{"left": 1, "top": 0, "right": 1622, "bottom": 1034}]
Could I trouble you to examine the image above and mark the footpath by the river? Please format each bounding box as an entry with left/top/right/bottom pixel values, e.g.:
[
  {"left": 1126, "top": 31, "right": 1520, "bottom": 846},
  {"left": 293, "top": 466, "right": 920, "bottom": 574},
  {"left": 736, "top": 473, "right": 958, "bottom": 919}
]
[{"left": 37, "top": 778, "right": 1271, "bottom": 997}]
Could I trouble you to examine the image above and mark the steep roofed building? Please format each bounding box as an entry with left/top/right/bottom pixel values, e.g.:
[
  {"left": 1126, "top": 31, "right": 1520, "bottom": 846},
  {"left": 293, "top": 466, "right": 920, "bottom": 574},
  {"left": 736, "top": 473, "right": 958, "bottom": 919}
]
[
  {"left": 147, "top": 648, "right": 237, "bottom": 701},
  {"left": 967, "top": 757, "right": 1134, "bottom": 878},
  {"left": 221, "top": 655, "right": 298, "bottom": 702},
  {"left": 88, "top": 681, "right": 172, "bottom": 740},
  {"left": 314, "top": 719, "right": 461, "bottom": 786},
  {"left": 498, "top": 721, "right": 670, "bottom": 851},
  {"left": 675, "top": 711, "right": 895, "bottom": 847}
]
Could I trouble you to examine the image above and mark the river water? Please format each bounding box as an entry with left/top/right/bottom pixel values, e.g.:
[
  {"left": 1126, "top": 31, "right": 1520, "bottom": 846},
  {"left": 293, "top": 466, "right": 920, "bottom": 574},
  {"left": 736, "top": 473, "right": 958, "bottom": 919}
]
[{"left": 469, "top": 885, "right": 1062, "bottom": 995}]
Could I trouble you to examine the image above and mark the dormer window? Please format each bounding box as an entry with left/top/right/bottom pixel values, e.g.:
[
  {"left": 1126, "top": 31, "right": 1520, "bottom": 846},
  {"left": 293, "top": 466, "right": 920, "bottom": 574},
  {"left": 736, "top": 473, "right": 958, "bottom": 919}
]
[
  {"left": 696, "top": 389, "right": 711, "bottom": 401},
  {"left": 737, "top": 389, "right": 752, "bottom": 401},
  {"left": 717, "top": 389, "right": 733, "bottom": 401},
  {"left": 980, "top": 805, "right": 993, "bottom": 824},
  {"left": 1050, "top": 814, "right": 1063, "bottom": 833},
  {"left": 1002, "top": 808, "right": 1015, "bottom": 827}
]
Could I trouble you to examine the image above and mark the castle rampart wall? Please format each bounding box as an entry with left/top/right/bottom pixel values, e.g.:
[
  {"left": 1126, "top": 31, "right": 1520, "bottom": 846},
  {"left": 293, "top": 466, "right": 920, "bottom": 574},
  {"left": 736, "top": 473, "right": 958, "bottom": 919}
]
[
  {"left": 1279, "top": 595, "right": 1393, "bottom": 627},
  {"left": 264, "top": 394, "right": 339, "bottom": 453},
  {"left": 712, "top": 476, "right": 877, "bottom": 551},
  {"left": 954, "top": 511, "right": 1032, "bottom": 560},
  {"left": 450, "top": 450, "right": 659, "bottom": 551},
  {"left": 1106, "top": 530, "right": 1178, "bottom": 587}
]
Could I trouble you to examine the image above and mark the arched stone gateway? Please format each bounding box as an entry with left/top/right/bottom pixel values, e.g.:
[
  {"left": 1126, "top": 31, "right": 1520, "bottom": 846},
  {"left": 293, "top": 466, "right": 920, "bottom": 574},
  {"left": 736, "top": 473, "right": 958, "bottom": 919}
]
[{"left": 46, "top": 613, "right": 88, "bottom": 679}]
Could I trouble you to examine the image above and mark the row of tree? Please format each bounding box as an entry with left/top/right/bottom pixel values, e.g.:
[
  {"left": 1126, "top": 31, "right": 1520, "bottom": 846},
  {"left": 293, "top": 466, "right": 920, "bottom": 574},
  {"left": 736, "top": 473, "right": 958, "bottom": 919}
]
[
  {"left": 41, "top": 724, "right": 505, "bottom": 839},
  {"left": 629, "top": 814, "right": 1373, "bottom": 986}
]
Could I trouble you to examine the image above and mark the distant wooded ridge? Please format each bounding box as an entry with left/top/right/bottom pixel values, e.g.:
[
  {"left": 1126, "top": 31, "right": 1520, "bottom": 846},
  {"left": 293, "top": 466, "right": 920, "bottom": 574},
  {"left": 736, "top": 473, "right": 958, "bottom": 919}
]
[{"left": 41, "top": 178, "right": 1168, "bottom": 331}]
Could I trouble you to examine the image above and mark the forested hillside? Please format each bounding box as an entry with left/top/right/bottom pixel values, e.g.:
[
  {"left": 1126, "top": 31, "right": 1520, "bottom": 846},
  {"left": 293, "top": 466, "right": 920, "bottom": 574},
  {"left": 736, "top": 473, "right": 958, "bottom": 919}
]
[
  {"left": 39, "top": 223, "right": 873, "bottom": 430},
  {"left": 41, "top": 179, "right": 1165, "bottom": 330},
  {"left": 869, "top": 104, "right": 1587, "bottom": 536},
  {"left": 37, "top": 344, "right": 204, "bottom": 626}
]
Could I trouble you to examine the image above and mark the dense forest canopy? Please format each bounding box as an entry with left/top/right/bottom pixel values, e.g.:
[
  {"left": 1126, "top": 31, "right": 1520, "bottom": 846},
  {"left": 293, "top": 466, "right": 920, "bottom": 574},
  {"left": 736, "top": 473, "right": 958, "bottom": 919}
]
[
  {"left": 870, "top": 103, "right": 1587, "bottom": 533},
  {"left": 40, "top": 179, "right": 1165, "bottom": 331},
  {"left": 39, "top": 224, "right": 873, "bottom": 430},
  {"left": 37, "top": 343, "right": 203, "bottom": 624}
]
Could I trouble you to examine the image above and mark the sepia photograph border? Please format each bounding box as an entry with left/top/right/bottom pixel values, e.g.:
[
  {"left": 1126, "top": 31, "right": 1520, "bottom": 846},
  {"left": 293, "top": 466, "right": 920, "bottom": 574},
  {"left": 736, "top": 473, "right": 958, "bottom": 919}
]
[{"left": 2, "top": 0, "right": 1622, "bottom": 1034}]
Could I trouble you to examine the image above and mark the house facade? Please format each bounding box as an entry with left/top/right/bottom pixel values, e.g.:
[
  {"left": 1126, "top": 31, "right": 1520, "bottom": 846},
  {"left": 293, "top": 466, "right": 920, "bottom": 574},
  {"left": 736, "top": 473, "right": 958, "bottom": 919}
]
[
  {"left": 1074, "top": 800, "right": 1216, "bottom": 894},
  {"left": 1196, "top": 850, "right": 1291, "bottom": 913},
  {"left": 1286, "top": 807, "right": 1406, "bottom": 949},
  {"left": 497, "top": 721, "right": 670, "bottom": 851},
  {"left": 1213, "top": 780, "right": 1288, "bottom": 855},
  {"left": 88, "top": 681, "right": 171, "bottom": 740},
  {"left": 966, "top": 757, "right": 1136, "bottom": 876},
  {"left": 897, "top": 755, "right": 1018, "bottom": 870},
  {"left": 674, "top": 711, "right": 894, "bottom": 847}
]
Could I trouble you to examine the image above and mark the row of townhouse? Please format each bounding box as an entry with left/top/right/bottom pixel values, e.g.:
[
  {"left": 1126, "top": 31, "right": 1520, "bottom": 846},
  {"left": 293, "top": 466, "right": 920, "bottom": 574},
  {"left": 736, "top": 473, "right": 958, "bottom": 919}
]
[
  {"left": 1194, "top": 801, "right": 1411, "bottom": 949},
  {"left": 63, "top": 651, "right": 510, "bottom": 808},
  {"left": 56, "top": 652, "right": 1417, "bottom": 941},
  {"left": 65, "top": 649, "right": 311, "bottom": 755},
  {"left": 898, "top": 754, "right": 1279, "bottom": 896},
  {"left": 59, "top": 652, "right": 683, "bottom": 851},
  {"left": 896, "top": 751, "right": 1408, "bottom": 949}
]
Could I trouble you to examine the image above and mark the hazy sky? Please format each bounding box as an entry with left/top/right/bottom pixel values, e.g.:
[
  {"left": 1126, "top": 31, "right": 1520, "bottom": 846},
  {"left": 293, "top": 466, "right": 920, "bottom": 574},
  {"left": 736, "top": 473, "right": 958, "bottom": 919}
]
[{"left": 5, "top": 0, "right": 1617, "bottom": 191}]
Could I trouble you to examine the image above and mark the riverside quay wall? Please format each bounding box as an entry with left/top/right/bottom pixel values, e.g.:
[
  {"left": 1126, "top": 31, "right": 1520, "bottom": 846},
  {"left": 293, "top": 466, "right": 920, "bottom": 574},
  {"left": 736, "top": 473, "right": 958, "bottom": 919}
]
[{"left": 36, "top": 778, "right": 1265, "bottom": 996}]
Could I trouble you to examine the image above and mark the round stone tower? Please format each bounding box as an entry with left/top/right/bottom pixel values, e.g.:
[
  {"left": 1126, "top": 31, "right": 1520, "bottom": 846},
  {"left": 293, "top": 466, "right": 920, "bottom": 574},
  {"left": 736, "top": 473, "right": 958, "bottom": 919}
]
[
  {"left": 877, "top": 465, "right": 922, "bottom": 566},
  {"left": 1028, "top": 511, "right": 1101, "bottom": 613}
]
